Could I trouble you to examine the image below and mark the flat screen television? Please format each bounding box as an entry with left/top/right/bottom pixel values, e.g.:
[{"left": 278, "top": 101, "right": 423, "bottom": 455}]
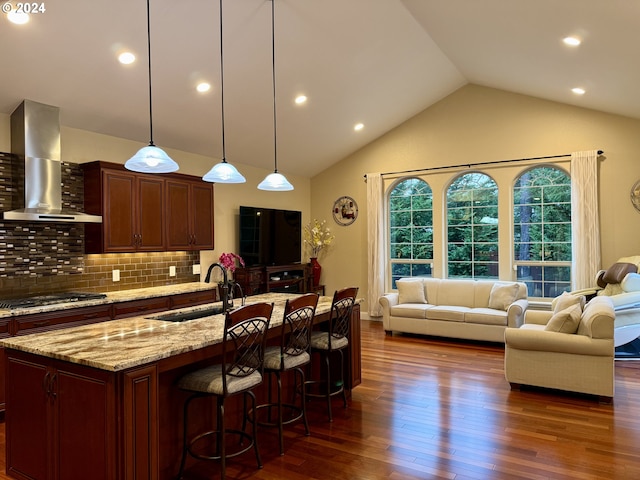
[{"left": 239, "top": 206, "right": 302, "bottom": 267}]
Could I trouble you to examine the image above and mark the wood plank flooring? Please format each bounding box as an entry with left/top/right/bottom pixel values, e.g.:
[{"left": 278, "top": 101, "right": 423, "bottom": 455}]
[{"left": 2, "top": 320, "right": 640, "bottom": 479}]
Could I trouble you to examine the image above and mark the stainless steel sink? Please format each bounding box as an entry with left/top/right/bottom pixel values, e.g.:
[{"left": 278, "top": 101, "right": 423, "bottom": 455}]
[{"left": 149, "top": 306, "right": 224, "bottom": 322}]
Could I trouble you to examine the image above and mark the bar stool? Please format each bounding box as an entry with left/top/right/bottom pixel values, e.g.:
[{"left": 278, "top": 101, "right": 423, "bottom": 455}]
[
  {"left": 175, "top": 302, "right": 273, "bottom": 480},
  {"left": 257, "top": 293, "right": 319, "bottom": 455},
  {"left": 306, "top": 287, "right": 358, "bottom": 422}
]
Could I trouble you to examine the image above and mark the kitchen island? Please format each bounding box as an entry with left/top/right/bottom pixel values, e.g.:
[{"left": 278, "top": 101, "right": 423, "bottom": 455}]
[{"left": 1, "top": 293, "right": 361, "bottom": 480}]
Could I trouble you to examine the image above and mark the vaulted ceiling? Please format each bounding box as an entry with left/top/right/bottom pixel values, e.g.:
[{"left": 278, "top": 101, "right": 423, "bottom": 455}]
[{"left": 1, "top": 0, "right": 637, "bottom": 177}]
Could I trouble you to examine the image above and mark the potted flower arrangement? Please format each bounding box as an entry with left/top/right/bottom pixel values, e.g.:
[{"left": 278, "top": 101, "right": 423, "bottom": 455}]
[
  {"left": 218, "top": 252, "right": 245, "bottom": 307},
  {"left": 303, "top": 219, "right": 334, "bottom": 286}
]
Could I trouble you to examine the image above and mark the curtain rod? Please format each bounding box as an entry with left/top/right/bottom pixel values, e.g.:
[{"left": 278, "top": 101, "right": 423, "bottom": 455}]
[{"left": 363, "top": 150, "right": 604, "bottom": 179}]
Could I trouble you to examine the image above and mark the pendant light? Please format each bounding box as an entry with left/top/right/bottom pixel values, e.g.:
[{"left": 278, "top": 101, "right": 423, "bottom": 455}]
[
  {"left": 258, "top": 0, "right": 294, "bottom": 191},
  {"left": 202, "top": 0, "right": 246, "bottom": 183},
  {"left": 125, "top": 0, "right": 179, "bottom": 174}
]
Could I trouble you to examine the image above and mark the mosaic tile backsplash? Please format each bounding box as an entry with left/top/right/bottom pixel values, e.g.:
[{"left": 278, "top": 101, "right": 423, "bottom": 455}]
[{"left": 0, "top": 153, "right": 201, "bottom": 299}]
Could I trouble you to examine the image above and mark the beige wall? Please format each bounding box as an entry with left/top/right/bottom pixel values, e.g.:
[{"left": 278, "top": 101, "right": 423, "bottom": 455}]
[
  {"left": 0, "top": 112, "right": 311, "bottom": 280},
  {"left": 311, "top": 84, "right": 640, "bottom": 312}
]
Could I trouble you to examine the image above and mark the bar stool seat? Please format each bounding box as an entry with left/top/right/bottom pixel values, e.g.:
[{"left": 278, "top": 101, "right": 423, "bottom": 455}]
[
  {"left": 175, "top": 302, "right": 273, "bottom": 480},
  {"left": 256, "top": 293, "right": 319, "bottom": 455}
]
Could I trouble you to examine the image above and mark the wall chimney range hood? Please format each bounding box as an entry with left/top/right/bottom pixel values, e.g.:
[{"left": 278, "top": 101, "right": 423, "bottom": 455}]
[{"left": 3, "top": 100, "right": 102, "bottom": 223}]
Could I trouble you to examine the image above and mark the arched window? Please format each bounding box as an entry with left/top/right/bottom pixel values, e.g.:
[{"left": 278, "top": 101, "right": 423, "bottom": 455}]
[
  {"left": 513, "top": 166, "right": 572, "bottom": 297},
  {"left": 446, "top": 173, "right": 498, "bottom": 278},
  {"left": 388, "top": 178, "right": 433, "bottom": 288}
]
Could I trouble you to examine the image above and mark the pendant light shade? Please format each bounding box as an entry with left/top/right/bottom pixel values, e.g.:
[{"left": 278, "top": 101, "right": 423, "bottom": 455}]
[
  {"left": 258, "top": 0, "right": 293, "bottom": 191},
  {"left": 203, "top": 160, "right": 246, "bottom": 183},
  {"left": 125, "top": 0, "right": 178, "bottom": 174},
  {"left": 203, "top": 0, "right": 245, "bottom": 184}
]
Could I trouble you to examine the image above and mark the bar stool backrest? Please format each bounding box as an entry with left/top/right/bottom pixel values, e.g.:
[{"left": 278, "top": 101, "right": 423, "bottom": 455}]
[
  {"left": 328, "top": 287, "right": 359, "bottom": 349},
  {"left": 281, "top": 293, "right": 319, "bottom": 365},
  {"left": 222, "top": 302, "right": 273, "bottom": 394}
]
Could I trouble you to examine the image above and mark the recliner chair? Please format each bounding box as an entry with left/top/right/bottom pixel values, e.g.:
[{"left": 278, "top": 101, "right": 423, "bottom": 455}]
[{"left": 572, "top": 255, "right": 640, "bottom": 347}]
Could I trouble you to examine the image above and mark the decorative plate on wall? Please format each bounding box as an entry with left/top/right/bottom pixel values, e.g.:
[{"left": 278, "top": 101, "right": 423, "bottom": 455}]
[
  {"left": 631, "top": 180, "right": 640, "bottom": 212},
  {"left": 333, "top": 196, "right": 358, "bottom": 226}
]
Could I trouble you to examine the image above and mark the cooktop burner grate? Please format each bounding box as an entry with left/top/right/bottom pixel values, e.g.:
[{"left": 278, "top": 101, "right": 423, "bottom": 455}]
[{"left": 0, "top": 292, "right": 108, "bottom": 309}]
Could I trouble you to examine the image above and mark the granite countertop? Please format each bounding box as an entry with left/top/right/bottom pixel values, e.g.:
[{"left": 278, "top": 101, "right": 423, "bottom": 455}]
[
  {"left": 0, "top": 293, "right": 335, "bottom": 372},
  {"left": 0, "top": 282, "right": 217, "bottom": 318}
]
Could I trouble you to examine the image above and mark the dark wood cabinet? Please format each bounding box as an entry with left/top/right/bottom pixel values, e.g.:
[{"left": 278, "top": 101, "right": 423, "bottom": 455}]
[
  {"left": 83, "top": 161, "right": 213, "bottom": 253},
  {"left": 235, "top": 263, "right": 312, "bottom": 295},
  {"left": 83, "top": 163, "right": 165, "bottom": 253},
  {"left": 5, "top": 350, "right": 116, "bottom": 480},
  {"left": 166, "top": 179, "right": 214, "bottom": 251}
]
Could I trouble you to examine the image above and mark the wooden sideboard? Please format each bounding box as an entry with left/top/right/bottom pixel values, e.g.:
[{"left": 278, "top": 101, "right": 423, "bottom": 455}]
[{"left": 234, "top": 263, "right": 313, "bottom": 296}]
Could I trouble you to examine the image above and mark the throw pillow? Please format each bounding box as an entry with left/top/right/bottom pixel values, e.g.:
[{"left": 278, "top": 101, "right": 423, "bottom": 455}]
[
  {"left": 397, "top": 279, "right": 426, "bottom": 304},
  {"left": 488, "top": 282, "right": 519, "bottom": 311},
  {"left": 552, "top": 291, "right": 585, "bottom": 313},
  {"left": 544, "top": 304, "right": 582, "bottom": 334}
]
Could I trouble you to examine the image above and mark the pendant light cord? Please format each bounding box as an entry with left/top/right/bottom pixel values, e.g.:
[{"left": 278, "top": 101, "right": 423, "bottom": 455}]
[
  {"left": 219, "top": 0, "right": 227, "bottom": 161},
  {"left": 146, "top": 0, "right": 155, "bottom": 147},
  {"left": 271, "top": 0, "right": 278, "bottom": 173}
]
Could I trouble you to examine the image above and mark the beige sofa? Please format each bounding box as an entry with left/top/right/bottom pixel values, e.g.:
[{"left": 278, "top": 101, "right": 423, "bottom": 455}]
[
  {"left": 379, "top": 278, "right": 528, "bottom": 343},
  {"left": 504, "top": 294, "right": 615, "bottom": 399}
]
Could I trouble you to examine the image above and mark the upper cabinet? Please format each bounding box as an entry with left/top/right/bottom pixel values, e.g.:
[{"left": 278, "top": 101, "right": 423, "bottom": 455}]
[
  {"left": 82, "top": 162, "right": 214, "bottom": 254},
  {"left": 166, "top": 180, "right": 214, "bottom": 251}
]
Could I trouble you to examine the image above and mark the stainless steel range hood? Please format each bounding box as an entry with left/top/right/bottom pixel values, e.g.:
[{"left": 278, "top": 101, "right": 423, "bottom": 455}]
[{"left": 3, "top": 100, "right": 102, "bottom": 223}]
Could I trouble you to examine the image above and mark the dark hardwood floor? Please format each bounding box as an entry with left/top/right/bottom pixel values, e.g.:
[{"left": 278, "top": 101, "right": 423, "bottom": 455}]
[{"left": 2, "top": 320, "right": 640, "bottom": 479}]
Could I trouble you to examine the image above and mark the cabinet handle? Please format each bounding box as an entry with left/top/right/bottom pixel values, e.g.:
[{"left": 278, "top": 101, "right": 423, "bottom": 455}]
[
  {"left": 42, "top": 371, "right": 50, "bottom": 395},
  {"left": 50, "top": 373, "right": 57, "bottom": 400}
]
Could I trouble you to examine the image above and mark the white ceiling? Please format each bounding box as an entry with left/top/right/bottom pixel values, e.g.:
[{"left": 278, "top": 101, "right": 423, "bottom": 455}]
[{"left": 1, "top": 0, "right": 638, "bottom": 178}]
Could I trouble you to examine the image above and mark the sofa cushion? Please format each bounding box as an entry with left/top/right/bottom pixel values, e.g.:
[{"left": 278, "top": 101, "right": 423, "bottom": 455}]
[
  {"left": 544, "top": 304, "right": 582, "bottom": 334},
  {"left": 425, "top": 305, "right": 468, "bottom": 322},
  {"left": 390, "top": 303, "right": 431, "bottom": 319},
  {"left": 488, "top": 282, "right": 519, "bottom": 311},
  {"left": 397, "top": 279, "right": 427, "bottom": 304},
  {"left": 466, "top": 308, "right": 508, "bottom": 326},
  {"left": 552, "top": 291, "right": 585, "bottom": 313}
]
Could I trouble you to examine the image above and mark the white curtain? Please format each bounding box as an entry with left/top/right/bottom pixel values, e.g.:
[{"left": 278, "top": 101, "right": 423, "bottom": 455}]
[
  {"left": 571, "top": 150, "right": 601, "bottom": 290},
  {"left": 367, "top": 172, "right": 385, "bottom": 317}
]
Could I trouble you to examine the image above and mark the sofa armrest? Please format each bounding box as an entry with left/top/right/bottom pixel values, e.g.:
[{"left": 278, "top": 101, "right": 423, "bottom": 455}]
[
  {"left": 523, "top": 309, "right": 553, "bottom": 326},
  {"left": 504, "top": 328, "right": 612, "bottom": 356},
  {"left": 506, "top": 298, "right": 528, "bottom": 328},
  {"left": 378, "top": 293, "right": 399, "bottom": 331}
]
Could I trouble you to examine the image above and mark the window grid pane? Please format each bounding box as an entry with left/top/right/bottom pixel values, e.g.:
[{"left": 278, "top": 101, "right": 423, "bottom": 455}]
[
  {"left": 446, "top": 173, "right": 499, "bottom": 280},
  {"left": 513, "top": 167, "right": 572, "bottom": 297},
  {"left": 389, "top": 179, "right": 433, "bottom": 284}
]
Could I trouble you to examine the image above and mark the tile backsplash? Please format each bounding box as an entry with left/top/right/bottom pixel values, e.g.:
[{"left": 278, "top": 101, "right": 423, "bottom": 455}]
[{"left": 0, "top": 153, "right": 202, "bottom": 299}]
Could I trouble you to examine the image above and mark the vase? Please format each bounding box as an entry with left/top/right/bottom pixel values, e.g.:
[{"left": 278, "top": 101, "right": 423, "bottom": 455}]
[{"left": 310, "top": 257, "right": 322, "bottom": 286}]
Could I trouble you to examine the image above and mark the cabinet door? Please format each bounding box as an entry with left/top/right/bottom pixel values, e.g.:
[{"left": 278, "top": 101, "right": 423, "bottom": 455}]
[
  {"left": 56, "top": 362, "right": 115, "bottom": 480},
  {"left": 5, "top": 354, "right": 50, "bottom": 480},
  {"left": 138, "top": 176, "right": 165, "bottom": 251},
  {"left": 190, "top": 183, "right": 214, "bottom": 250},
  {"left": 103, "top": 171, "right": 137, "bottom": 252},
  {"left": 165, "top": 180, "right": 191, "bottom": 250}
]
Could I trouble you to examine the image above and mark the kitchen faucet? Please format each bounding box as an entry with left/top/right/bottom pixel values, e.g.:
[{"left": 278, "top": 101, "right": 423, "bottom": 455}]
[{"left": 204, "top": 263, "right": 245, "bottom": 311}]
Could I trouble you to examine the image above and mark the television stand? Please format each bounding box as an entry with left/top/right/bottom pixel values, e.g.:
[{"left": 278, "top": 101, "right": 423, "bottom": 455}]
[{"left": 234, "top": 263, "right": 312, "bottom": 296}]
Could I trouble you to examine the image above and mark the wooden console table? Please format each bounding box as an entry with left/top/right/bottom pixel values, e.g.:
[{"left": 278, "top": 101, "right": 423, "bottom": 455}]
[{"left": 235, "top": 263, "right": 313, "bottom": 295}]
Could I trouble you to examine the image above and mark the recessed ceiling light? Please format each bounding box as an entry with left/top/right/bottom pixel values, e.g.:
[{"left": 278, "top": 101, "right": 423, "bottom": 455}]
[
  {"left": 7, "top": 11, "right": 30, "bottom": 24},
  {"left": 354, "top": 123, "right": 364, "bottom": 131},
  {"left": 295, "top": 95, "right": 307, "bottom": 105},
  {"left": 572, "top": 87, "right": 586, "bottom": 95},
  {"left": 563, "top": 36, "right": 581, "bottom": 47},
  {"left": 118, "top": 52, "right": 136, "bottom": 64},
  {"left": 196, "top": 82, "right": 211, "bottom": 93}
]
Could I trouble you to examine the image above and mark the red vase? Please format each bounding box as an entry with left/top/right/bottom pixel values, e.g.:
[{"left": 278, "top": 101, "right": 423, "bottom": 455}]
[{"left": 310, "top": 257, "right": 322, "bottom": 286}]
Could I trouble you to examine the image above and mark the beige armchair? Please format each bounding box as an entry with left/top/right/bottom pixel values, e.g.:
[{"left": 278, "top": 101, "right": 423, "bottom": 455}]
[{"left": 504, "top": 295, "right": 615, "bottom": 400}]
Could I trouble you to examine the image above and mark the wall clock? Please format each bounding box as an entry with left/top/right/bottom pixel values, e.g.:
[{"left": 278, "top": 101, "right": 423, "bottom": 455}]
[
  {"left": 333, "top": 196, "right": 358, "bottom": 226},
  {"left": 631, "top": 180, "right": 640, "bottom": 212}
]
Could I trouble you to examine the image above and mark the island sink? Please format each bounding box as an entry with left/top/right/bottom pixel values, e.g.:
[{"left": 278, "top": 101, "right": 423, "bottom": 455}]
[{"left": 149, "top": 305, "right": 225, "bottom": 322}]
